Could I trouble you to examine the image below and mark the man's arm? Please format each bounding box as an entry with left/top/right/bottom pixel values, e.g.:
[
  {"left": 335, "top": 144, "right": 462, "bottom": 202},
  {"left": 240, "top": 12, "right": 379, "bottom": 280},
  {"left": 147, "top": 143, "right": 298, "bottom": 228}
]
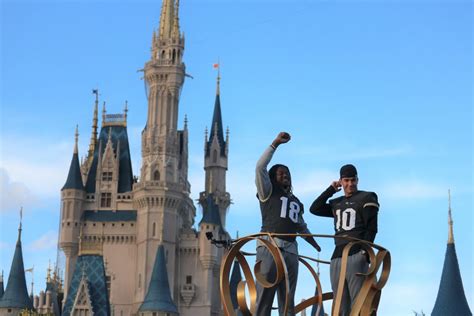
[
  {"left": 255, "top": 132, "right": 291, "bottom": 201},
  {"left": 363, "top": 193, "right": 379, "bottom": 242},
  {"left": 309, "top": 184, "right": 338, "bottom": 217},
  {"left": 255, "top": 146, "right": 275, "bottom": 201}
]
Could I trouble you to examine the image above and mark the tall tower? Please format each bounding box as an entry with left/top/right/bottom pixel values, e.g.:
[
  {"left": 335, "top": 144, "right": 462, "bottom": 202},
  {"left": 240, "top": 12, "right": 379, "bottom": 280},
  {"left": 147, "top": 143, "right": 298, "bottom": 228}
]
[
  {"left": 432, "top": 190, "right": 472, "bottom": 316},
  {"left": 199, "top": 69, "right": 231, "bottom": 228},
  {"left": 134, "top": 0, "right": 195, "bottom": 308},
  {"left": 59, "top": 127, "right": 85, "bottom": 300}
]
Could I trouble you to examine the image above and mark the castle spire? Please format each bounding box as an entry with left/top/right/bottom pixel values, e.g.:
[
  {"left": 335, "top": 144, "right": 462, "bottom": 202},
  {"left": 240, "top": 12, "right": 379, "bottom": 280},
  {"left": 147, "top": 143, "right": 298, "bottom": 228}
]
[
  {"left": 139, "top": 245, "right": 178, "bottom": 314},
  {"left": 62, "top": 126, "right": 84, "bottom": 190},
  {"left": 0, "top": 209, "right": 34, "bottom": 310},
  {"left": 432, "top": 191, "right": 472, "bottom": 315},
  {"left": 447, "top": 189, "right": 454, "bottom": 244},
  {"left": 206, "top": 66, "right": 225, "bottom": 156},
  {"left": 87, "top": 90, "right": 99, "bottom": 161},
  {"left": 158, "top": 0, "right": 175, "bottom": 40}
]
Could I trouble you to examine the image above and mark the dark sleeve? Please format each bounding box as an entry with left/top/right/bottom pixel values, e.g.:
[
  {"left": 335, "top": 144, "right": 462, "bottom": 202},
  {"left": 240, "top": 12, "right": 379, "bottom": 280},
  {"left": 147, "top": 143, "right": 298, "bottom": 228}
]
[
  {"left": 309, "top": 185, "right": 337, "bottom": 217},
  {"left": 363, "top": 193, "right": 379, "bottom": 242}
]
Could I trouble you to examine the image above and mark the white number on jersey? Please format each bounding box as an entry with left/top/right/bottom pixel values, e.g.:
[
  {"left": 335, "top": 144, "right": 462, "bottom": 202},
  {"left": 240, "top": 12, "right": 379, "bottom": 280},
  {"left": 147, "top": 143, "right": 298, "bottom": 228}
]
[
  {"left": 280, "top": 197, "right": 300, "bottom": 223},
  {"left": 335, "top": 208, "right": 356, "bottom": 231}
]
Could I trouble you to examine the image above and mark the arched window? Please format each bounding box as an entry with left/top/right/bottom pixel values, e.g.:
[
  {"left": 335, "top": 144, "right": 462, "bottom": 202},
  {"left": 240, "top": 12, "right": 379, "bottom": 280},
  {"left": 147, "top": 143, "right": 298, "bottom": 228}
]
[
  {"left": 153, "top": 170, "right": 160, "bottom": 181},
  {"left": 152, "top": 222, "right": 156, "bottom": 237}
]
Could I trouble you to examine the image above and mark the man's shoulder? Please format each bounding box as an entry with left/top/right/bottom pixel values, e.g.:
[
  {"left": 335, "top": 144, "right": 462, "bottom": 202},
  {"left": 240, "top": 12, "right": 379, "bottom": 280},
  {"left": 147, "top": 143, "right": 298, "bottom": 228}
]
[{"left": 356, "top": 190, "right": 379, "bottom": 207}]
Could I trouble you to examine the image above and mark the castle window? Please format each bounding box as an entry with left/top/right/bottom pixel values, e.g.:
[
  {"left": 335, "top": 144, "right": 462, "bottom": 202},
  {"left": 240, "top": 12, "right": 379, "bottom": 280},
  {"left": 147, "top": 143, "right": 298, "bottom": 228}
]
[
  {"left": 186, "top": 275, "right": 192, "bottom": 284},
  {"left": 138, "top": 274, "right": 142, "bottom": 288},
  {"left": 101, "top": 192, "right": 112, "bottom": 207},
  {"left": 153, "top": 170, "right": 160, "bottom": 181},
  {"left": 102, "top": 171, "right": 113, "bottom": 181},
  {"left": 152, "top": 222, "right": 156, "bottom": 237}
]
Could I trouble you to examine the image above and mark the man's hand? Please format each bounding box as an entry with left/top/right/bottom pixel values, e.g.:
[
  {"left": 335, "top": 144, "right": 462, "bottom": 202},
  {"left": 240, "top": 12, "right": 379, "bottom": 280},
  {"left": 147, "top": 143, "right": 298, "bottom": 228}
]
[
  {"left": 331, "top": 180, "right": 342, "bottom": 192},
  {"left": 272, "top": 132, "right": 291, "bottom": 148}
]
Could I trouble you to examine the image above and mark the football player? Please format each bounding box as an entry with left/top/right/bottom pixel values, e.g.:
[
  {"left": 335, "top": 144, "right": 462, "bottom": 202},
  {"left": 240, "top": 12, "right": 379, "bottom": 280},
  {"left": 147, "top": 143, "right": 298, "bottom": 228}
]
[
  {"left": 310, "top": 164, "right": 379, "bottom": 316},
  {"left": 255, "top": 132, "right": 321, "bottom": 316}
]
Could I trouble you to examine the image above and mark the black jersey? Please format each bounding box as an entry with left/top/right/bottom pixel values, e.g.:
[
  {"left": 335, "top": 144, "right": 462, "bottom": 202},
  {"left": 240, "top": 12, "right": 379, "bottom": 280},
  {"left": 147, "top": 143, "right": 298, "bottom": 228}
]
[
  {"left": 329, "top": 190, "right": 379, "bottom": 258},
  {"left": 310, "top": 187, "right": 379, "bottom": 259},
  {"left": 259, "top": 187, "right": 304, "bottom": 242}
]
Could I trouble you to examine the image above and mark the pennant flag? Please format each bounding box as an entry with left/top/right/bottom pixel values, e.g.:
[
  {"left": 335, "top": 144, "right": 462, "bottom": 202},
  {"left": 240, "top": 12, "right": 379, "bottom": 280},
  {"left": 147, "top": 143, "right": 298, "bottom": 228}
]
[
  {"left": 213, "top": 63, "right": 219, "bottom": 69},
  {"left": 25, "top": 267, "right": 34, "bottom": 273}
]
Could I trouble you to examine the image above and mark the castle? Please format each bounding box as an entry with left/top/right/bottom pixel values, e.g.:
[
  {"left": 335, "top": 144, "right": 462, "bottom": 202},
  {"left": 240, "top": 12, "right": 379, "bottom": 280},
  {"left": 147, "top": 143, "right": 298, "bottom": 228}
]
[
  {"left": 0, "top": 1, "right": 471, "bottom": 315},
  {"left": 57, "top": 0, "right": 232, "bottom": 314}
]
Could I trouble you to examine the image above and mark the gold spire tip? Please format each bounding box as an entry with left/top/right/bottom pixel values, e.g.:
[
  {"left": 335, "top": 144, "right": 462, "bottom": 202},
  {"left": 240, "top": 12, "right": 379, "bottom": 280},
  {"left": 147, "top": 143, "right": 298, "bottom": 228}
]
[{"left": 447, "top": 189, "right": 454, "bottom": 244}]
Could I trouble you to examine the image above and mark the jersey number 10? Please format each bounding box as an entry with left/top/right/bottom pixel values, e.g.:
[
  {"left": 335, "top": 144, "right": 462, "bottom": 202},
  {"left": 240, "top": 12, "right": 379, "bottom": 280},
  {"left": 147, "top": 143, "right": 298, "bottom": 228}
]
[
  {"left": 335, "top": 208, "right": 356, "bottom": 231},
  {"left": 280, "top": 197, "right": 300, "bottom": 223}
]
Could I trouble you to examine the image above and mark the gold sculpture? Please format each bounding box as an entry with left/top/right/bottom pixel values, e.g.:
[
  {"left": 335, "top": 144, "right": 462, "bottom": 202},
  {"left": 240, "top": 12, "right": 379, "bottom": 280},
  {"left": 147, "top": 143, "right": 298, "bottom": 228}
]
[{"left": 220, "top": 233, "right": 391, "bottom": 316}]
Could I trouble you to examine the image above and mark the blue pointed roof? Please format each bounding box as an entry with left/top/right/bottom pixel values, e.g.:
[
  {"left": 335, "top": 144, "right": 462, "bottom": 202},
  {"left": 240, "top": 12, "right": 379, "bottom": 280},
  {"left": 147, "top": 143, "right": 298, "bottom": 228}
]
[
  {"left": 206, "top": 92, "right": 226, "bottom": 157},
  {"left": 85, "top": 125, "right": 133, "bottom": 193},
  {"left": 62, "top": 152, "right": 84, "bottom": 190},
  {"left": 0, "top": 229, "right": 34, "bottom": 310},
  {"left": 62, "top": 255, "right": 110, "bottom": 316},
  {"left": 199, "top": 194, "right": 226, "bottom": 235},
  {"left": 229, "top": 260, "right": 242, "bottom": 311},
  {"left": 139, "top": 245, "right": 178, "bottom": 314},
  {"left": 310, "top": 287, "right": 325, "bottom": 316},
  {"left": 432, "top": 243, "right": 472, "bottom": 315}
]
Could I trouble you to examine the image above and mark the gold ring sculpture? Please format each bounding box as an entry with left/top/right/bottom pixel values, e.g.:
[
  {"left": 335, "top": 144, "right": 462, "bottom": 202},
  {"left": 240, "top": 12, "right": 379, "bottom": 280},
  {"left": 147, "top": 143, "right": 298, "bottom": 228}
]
[{"left": 220, "top": 233, "right": 391, "bottom": 316}]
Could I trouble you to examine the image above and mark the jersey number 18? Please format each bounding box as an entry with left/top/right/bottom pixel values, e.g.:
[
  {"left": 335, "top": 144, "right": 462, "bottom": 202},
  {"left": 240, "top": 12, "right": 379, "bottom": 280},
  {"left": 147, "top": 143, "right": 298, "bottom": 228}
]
[{"left": 280, "top": 197, "right": 300, "bottom": 223}]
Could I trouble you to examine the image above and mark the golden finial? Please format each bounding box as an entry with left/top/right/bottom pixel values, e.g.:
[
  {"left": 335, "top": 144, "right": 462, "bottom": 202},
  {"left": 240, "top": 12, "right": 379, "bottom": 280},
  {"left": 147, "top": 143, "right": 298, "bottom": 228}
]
[
  {"left": 88, "top": 90, "right": 99, "bottom": 160},
  {"left": 18, "top": 206, "right": 23, "bottom": 241},
  {"left": 448, "top": 189, "right": 454, "bottom": 244},
  {"left": 74, "top": 125, "right": 79, "bottom": 154},
  {"left": 124, "top": 100, "right": 128, "bottom": 124},
  {"left": 214, "top": 60, "right": 221, "bottom": 95}
]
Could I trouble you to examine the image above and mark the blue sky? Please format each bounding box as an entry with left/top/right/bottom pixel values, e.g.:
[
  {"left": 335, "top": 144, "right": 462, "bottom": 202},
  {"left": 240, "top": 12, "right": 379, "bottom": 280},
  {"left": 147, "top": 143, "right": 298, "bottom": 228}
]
[{"left": 1, "top": 0, "right": 472, "bottom": 314}]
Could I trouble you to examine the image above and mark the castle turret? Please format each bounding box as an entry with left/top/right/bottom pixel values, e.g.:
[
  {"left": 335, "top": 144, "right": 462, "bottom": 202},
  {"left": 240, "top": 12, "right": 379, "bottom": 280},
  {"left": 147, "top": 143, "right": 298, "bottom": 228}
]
[
  {"left": 59, "top": 126, "right": 85, "bottom": 299},
  {"left": 139, "top": 245, "right": 178, "bottom": 316},
  {"left": 432, "top": 190, "right": 472, "bottom": 315},
  {"left": 200, "top": 68, "right": 231, "bottom": 228},
  {"left": 197, "top": 194, "right": 226, "bottom": 313},
  {"left": 134, "top": 0, "right": 195, "bottom": 309},
  {"left": 0, "top": 212, "right": 34, "bottom": 313}
]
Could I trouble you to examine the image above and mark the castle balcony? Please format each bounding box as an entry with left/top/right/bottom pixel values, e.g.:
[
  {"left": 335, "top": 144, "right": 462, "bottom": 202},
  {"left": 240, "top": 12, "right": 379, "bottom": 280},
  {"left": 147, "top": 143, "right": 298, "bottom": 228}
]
[{"left": 180, "top": 283, "right": 196, "bottom": 307}]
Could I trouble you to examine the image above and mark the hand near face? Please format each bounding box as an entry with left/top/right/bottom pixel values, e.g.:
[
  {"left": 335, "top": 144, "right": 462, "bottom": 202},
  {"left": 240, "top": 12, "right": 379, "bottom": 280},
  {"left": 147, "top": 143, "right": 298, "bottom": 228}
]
[{"left": 331, "top": 180, "right": 342, "bottom": 192}]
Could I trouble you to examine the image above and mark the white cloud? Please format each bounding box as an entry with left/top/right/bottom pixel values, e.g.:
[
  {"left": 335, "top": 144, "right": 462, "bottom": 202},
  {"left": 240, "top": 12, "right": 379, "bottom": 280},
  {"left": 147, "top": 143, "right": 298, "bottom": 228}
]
[
  {"left": 0, "top": 168, "right": 38, "bottom": 213},
  {"left": 27, "top": 230, "right": 58, "bottom": 251},
  {"left": 0, "top": 135, "right": 73, "bottom": 199}
]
